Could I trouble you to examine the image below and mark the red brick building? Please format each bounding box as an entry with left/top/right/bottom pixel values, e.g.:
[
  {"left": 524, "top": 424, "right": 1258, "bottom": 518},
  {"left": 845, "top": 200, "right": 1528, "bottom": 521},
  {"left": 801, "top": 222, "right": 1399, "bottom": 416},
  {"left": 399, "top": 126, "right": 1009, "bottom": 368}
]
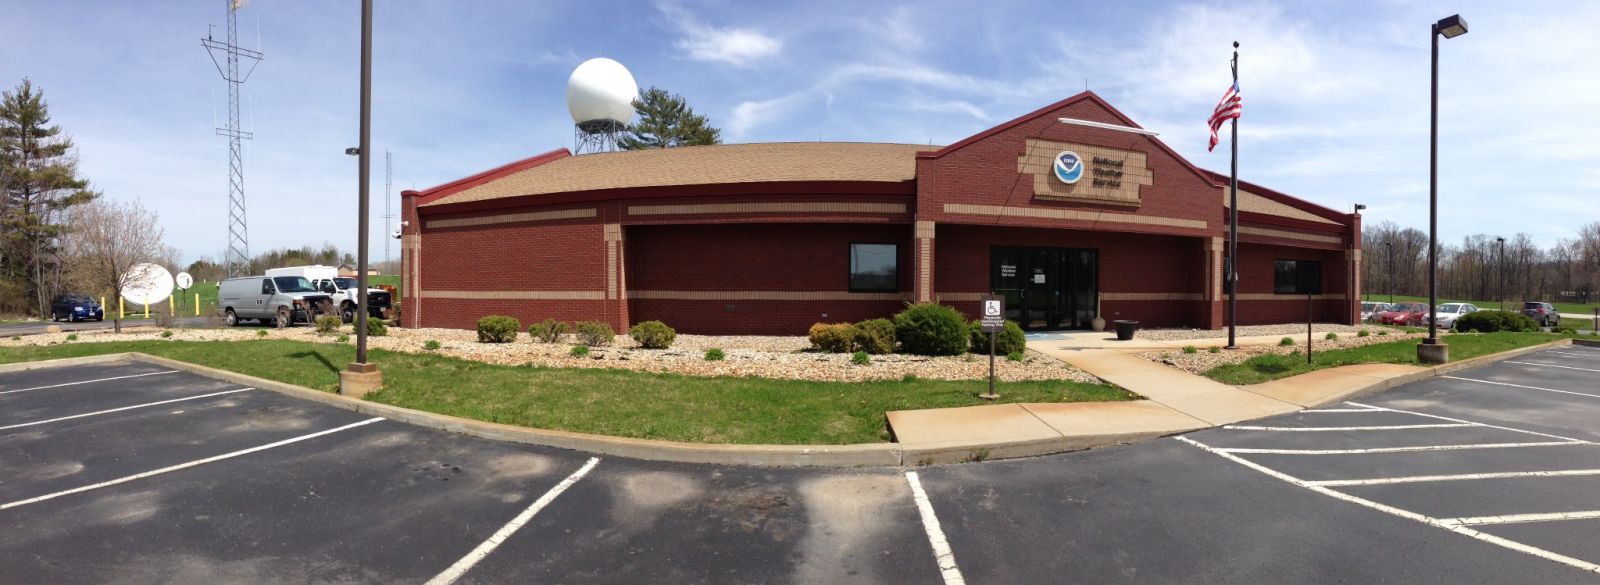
[{"left": 400, "top": 92, "right": 1361, "bottom": 334}]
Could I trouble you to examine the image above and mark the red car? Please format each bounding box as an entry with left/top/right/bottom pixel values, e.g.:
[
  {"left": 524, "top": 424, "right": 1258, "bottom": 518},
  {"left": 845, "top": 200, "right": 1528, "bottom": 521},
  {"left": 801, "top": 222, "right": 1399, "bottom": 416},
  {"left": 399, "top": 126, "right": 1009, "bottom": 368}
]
[{"left": 1378, "top": 302, "right": 1430, "bottom": 326}]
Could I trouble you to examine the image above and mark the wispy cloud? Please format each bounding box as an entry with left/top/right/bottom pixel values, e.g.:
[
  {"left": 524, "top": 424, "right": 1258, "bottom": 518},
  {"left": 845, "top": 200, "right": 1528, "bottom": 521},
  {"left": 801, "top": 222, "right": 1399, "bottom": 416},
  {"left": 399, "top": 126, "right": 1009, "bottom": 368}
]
[
  {"left": 727, "top": 93, "right": 806, "bottom": 140},
  {"left": 657, "top": 1, "right": 781, "bottom": 67}
]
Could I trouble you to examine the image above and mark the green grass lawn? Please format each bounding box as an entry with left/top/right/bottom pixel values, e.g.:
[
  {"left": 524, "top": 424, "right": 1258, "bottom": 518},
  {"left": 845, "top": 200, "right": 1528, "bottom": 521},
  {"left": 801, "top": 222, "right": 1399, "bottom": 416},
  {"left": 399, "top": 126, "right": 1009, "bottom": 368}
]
[
  {"left": 1204, "top": 331, "right": 1574, "bottom": 385},
  {"left": 1363, "top": 293, "right": 1598, "bottom": 316},
  {"left": 0, "top": 340, "right": 1129, "bottom": 445}
]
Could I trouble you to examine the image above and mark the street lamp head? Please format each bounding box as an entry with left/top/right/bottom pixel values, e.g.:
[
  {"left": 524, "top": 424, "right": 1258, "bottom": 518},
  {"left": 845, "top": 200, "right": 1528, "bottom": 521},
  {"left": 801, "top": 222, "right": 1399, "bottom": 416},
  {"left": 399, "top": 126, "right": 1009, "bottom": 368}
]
[
  {"left": 1354, "top": 204, "right": 1367, "bottom": 213},
  {"left": 345, "top": 147, "right": 361, "bottom": 156},
  {"left": 1436, "top": 14, "right": 1468, "bottom": 39},
  {"left": 1496, "top": 237, "right": 1505, "bottom": 243}
]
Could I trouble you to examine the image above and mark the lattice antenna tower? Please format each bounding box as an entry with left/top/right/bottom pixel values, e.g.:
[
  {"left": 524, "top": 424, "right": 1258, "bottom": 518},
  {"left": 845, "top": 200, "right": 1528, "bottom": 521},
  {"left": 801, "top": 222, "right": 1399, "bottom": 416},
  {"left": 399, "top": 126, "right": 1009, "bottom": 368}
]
[
  {"left": 382, "top": 150, "right": 395, "bottom": 267},
  {"left": 202, "top": 0, "right": 264, "bottom": 277}
]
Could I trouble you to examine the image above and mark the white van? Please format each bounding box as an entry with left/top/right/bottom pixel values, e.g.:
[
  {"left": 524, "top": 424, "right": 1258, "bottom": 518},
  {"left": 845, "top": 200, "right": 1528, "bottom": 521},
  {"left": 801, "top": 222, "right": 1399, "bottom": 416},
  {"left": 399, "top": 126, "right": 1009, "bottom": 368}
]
[
  {"left": 218, "top": 276, "right": 337, "bottom": 327},
  {"left": 263, "top": 265, "right": 392, "bottom": 323}
]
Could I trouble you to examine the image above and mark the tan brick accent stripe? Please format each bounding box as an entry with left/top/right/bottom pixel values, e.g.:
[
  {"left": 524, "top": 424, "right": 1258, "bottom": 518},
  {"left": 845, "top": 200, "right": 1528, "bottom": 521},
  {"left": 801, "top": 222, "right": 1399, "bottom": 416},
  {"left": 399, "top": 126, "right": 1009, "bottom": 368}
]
[
  {"left": 425, "top": 207, "right": 597, "bottom": 229},
  {"left": 1101, "top": 292, "right": 1206, "bottom": 301},
  {"left": 1236, "top": 293, "right": 1348, "bottom": 301},
  {"left": 915, "top": 220, "right": 936, "bottom": 239},
  {"left": 606, "top": 241, "right": 619, "bottom": 300},
  {"left": 419, "top": 290, "right": 608, "bottom": 300},
  {"left": 918, "top": 238, "right": 932, "bottom": 303},
  {"left": 942, "top": 203, "right": 1206, "bottom": 230},
  {"left": 603, "top": 223, "right": 622, "bottom": 242},
  {"left": 403, "top": 235, "right": 421, "bottom": 324},
  {"left": 935, "top": 292, "right": 986, "bottom": 302},
  {"left": 630, "top": 290, "right": 911, "bottom": 301},
  {"left": 1238, "top": 226, "right": 1342, "bottom": 245},
  {"left": 628, "top": 202, "right": 907, "bottom": 216}
]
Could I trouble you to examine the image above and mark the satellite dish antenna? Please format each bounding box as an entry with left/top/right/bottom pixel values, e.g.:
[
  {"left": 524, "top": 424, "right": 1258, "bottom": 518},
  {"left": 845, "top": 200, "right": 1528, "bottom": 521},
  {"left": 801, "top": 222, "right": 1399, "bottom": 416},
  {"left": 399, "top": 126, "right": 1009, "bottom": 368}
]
[
  {"left": 122, "top": 263, "right": 175, "bottom": 306},
  {"left": 566, "top": 57, "right": 638, "bottom": 154},
  {"left": 176, "top": 272, "right": 195, "bottom": 290}
]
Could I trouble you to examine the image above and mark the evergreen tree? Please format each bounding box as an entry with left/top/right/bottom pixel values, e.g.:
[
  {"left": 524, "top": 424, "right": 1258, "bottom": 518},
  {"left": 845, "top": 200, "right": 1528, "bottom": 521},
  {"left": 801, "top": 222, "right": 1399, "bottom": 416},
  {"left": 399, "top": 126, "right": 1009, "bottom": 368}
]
[
  {"left": 0, "top": 79, "right": 98, "bottom": 317},
  {"left": 619, "top": 86, "right": 721, "bottom": 150}
]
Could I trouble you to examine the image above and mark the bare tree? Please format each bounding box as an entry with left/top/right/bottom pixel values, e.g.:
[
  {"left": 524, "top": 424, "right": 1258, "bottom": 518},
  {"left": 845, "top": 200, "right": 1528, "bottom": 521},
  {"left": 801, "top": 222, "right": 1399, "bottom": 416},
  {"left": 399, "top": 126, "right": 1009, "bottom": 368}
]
[{"left": 63, "top": 198, "right": 164, "bottom": 333}]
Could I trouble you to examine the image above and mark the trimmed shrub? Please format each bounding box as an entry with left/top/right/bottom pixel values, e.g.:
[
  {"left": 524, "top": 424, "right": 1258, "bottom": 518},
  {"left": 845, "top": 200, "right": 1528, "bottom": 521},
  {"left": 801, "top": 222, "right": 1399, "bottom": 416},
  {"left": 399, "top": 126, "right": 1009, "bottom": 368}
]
[
  {"left": 851, "top": 350, "right": 871, "bottom": 365},
  {"left": 424, "top": 340, "right": 442, "bottom": 351},
  {"left": 1208, "top": 346, "right": 1221, "bottom": 354},
  {"left": 315, "top": 315, "right": 341, "bottom": 334},
  {"left": 1325, "top": 332, "right": 1338, "bottom": 340},
  {"left": 570, "top": 344, "right": 589, "bottom": 357},
  {"left": 967, "top": 320, "right": 1026, "bottom": 355},
  {"left": 530, "top": 318, "right": 568, "bottom": 343},
  {"left": 1182, "top": 345, "right": 1197, "bottom": 354},
  {"left": 854, "top": 318, "right": 897, "bottom": 354},
  {"left": 808, "top": 323, "right": 857, "bottom": 353},
  {"left": 256, "top": 329, "right": 268, "bottom": 338},
  {"left": 476, "top": 315, "right": 520, "bottom": 343},
  {"left": 160, "top": 330, "right": 174, "bottom": 339},
  {"left": 1358, "top": 329, "right": 1370, "bottom": 337},
  {"left": 629, "top": 320, "right": 677, "bottom": 349},
  {"left": 894, "top": 303, "right": 969, "bottom": 356},
  {"left": 704, "top": 348, "right": 725, "bottom": 361},
  {"left": 575, "top": 321, "right": 615, "bottom": 346},
  {"left": 1006, "top": 351, "right": 1024, "bottom": 362},
  {"left": 1455, "top": 311, "right": 1539, "bottom": 333},
  {"left": 337, "top": 334, "right": 349, "bottom": 343},
  {"left": 366, "top": 317, "right": 389, "bottom": 337},
  {"left": 1379, "top": 330, "right": 1390, "bottom": 336},
  {"left": 1279, "top": 337, "right": 1295, "bottom": 346}
]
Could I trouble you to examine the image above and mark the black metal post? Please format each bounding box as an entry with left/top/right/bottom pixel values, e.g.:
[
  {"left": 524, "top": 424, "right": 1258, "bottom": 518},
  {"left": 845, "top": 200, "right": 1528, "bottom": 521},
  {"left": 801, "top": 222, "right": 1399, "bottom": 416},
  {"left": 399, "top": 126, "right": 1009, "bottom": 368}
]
[
  {"left": 355, "top": 0, "right": 372, "bottom": 365},
  {"left": 1425, "top": 22, "right": 1440, "bottom": 346},
  {"left": 1307, "top": 292, "right": 1313, "bottom": 365},
  {"left": 1497, "top": 237, "right": 1505, "bottom": 312},
  {"left": 1226, "top": 41, "right": 1240, "bottom": 349},
  {"left": 988, "top": 331, "right": 996, "bottom": 398},
  {"left": 1386, "top": 242, "right": 1393, "bottom": 304}
]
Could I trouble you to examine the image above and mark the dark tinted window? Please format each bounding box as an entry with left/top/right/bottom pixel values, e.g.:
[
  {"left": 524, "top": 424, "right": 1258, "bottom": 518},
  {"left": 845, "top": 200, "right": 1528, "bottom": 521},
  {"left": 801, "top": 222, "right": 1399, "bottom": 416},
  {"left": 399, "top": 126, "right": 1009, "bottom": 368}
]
[
  {"left": 849, "top": 244, "right": 898, "bottom": 292},
  {"left": 272, "top": 277, "right": 317, "bottom": 293},
  {"left": 1273, "top": 260, "right": 1322, "bottom": 295}
]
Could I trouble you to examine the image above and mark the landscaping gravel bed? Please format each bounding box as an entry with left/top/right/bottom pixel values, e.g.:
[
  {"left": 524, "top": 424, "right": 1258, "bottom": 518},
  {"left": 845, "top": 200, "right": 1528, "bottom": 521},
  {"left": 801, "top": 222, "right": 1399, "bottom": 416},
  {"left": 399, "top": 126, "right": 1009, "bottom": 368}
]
[
  {"left": 0, "top": 325, "right": 1101, "bottom": 384},
  {"left": 1136, "top": 328, "right": 1427, "bottom": 375}
]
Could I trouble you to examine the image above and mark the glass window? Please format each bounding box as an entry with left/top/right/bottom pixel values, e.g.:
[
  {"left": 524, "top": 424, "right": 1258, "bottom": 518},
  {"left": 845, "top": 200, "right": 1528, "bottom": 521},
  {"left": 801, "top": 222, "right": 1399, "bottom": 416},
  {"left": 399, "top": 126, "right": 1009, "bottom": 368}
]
[
  {"left": 1273, "top": 260, "right": 1322, "bottom": 294},
  {"left": 849, "top": 244, "right": 898, "bottom": 292},
  {"left": 272, "top": 276, "right": 317, "bottom": 293}
]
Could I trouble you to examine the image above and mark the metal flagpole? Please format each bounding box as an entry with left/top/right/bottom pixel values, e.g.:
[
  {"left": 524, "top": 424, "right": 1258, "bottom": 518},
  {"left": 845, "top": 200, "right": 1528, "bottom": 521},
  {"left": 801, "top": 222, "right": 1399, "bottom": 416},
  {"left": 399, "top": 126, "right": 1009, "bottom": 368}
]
[{"left": 1226, "top": 41, "right": 1240, "bottom": 349}]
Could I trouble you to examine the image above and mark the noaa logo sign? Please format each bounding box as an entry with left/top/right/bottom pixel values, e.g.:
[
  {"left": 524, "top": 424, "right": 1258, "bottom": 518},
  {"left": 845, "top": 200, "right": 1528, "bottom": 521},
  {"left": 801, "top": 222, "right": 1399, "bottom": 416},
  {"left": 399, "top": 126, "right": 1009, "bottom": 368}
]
[{"left": 1053, "top": 151, "right": 1084, "bottom": 184}]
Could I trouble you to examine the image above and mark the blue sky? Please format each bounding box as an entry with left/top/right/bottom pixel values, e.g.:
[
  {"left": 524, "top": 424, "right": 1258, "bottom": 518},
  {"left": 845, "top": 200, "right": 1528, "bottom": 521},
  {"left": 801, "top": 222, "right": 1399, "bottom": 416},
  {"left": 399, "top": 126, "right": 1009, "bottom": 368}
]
[{"left": 2, "top": 1, "right": 1596, "bottom": 264}]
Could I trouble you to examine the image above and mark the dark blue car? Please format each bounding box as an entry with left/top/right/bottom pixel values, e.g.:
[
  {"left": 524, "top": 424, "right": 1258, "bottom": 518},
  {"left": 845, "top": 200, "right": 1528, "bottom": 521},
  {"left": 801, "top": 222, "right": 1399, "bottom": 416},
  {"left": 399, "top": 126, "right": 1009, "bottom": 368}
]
[{"left": 50, "top": 294, "right": 104, "bottom": 322}]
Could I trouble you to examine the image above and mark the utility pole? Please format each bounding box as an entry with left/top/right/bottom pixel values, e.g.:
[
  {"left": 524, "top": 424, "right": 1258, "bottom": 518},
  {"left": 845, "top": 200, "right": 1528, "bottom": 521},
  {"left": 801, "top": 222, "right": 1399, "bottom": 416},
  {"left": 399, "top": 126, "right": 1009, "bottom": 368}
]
[
  {"left": 340, "top": 0, "right": 382, "bottom": 397},
  {"left": 202, "top": 0, "right": 264, "bottom": 278}
]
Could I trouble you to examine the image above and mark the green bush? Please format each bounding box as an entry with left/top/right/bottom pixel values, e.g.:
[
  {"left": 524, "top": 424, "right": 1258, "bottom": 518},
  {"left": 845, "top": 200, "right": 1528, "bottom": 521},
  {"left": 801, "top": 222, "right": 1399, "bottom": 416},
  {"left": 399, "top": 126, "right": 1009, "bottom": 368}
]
[
  {"left": 530, "top": 318, "right": 568, "bottom": 343},
  {"left": 894, "top": 303, "right": 969, "bottom": 356},
  {"left": 337, "top": 334, "right": 349, "bottom": 343},
  {"left": 1455, "top": 311, "right": 1539, "bottom": 333},
  {"left": 1358, "top": 329, "right": 1370, "bottom": 337},
  {"left": 366, "top": 318, "right": 388, "bottom": 337},
  {"left": 967, "top": 320, "right": 1026, "bottom": 355},
  {"left": 808, "top": 323, "right": 857, "bottom": 353},
  {"left": 575, "top": 321, "right": 615, "bottom": 346},
  {"left": 854, "top": 318, "right": 897, "bottom": 354},
  {"left": 629, "top": 320, "right": 677, "bottom": 349},
  {"left": 851, "top": 350, "right": 870, "bottom": 365},
  {"left": 1404, "top": 327, "right": 1421, "bottom": 334},
  {"left": 1378, "top": 330, "right": 1390, "bottom": 336},
  {"left": 1325, "top": 332, "right": 1338, "bottom": 340},
  {"left": 424, "top": 340, "right": 441, "bottom": 351},
  {"left": 1279, "top": 337, "right": 1295, "bottom": 346},
  {"left": 476, "top": 315, "right": 520, "bottom": 343},
  {"left": 65, "top": 334, "right": 77, "bottom": 341},
  {"left": 570, "top": 344, "right": 589, "bottom": 357},
  {"left": 1209, "top": 346, "right": 1221, "bottom": 354},
  {"left": 314, "top": 315, "right": 342, "bottom": 334},
  {"left": 256, "top": 329, "right": 268, "bottom": 337},
  {"left": 1006, "top": 351, "right": 1024, "bottom": 362},
  {"left": 704, "top": 348, "right": 725, "bottom": 361},
  {"left": 160, "top": 330, "right": 174, "bottom": 339},
  {"left": 1182, "top": 345, "right": 1197, "bottom": 354}
]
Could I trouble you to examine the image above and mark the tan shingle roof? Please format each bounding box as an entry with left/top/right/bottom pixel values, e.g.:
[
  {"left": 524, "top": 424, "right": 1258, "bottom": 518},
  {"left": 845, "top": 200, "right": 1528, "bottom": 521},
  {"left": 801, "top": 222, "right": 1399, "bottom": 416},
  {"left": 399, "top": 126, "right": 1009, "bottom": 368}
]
[
  {"left": 422, "top": 142, "right": 930, "bottom": 207},
  {"left": 1226, "top": 187, "right": 1340, "bottom": 225}
]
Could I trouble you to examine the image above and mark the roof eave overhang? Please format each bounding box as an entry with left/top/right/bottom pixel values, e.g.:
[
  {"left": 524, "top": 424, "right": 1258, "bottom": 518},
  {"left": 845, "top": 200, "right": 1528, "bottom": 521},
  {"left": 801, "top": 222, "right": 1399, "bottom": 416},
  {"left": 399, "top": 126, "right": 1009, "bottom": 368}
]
[{"left": 417, "top": 179, "right": 917, "bottom": 215}]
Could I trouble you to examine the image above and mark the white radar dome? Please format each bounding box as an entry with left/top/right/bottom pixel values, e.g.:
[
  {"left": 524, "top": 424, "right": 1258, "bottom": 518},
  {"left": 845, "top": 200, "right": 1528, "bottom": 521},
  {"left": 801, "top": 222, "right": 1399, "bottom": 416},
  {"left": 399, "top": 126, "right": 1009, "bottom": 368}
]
[{"left": 566, "top": 57, "right": 639, "bottom": 126}]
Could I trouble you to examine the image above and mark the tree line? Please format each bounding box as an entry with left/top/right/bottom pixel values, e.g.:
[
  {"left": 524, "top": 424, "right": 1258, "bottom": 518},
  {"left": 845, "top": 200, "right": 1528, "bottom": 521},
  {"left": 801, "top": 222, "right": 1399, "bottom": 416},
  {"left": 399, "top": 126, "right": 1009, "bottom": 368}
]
[{"left": 1362, "top": 220, "right": 1600, "bottom": 306}]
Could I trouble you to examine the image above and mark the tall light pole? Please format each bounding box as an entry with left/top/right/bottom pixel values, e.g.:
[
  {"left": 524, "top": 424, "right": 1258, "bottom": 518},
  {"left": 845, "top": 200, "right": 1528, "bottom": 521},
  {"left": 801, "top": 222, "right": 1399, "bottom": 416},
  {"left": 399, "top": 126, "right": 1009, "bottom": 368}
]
[
  {"left": 1385, "top": 241, "right": 1393, "bottom": 304},
  {"left": 1421, "top": 14, "right": 1468, "bottom": 365},
  {"left": 1352, "top": 203, "right": 1366, "bottom": 321},
  {"left": 1496, "top": 236, "right": 1505, "bottom": 312},
  {"left": 340, "top": 0, "right": 382, "bottom": 397}
]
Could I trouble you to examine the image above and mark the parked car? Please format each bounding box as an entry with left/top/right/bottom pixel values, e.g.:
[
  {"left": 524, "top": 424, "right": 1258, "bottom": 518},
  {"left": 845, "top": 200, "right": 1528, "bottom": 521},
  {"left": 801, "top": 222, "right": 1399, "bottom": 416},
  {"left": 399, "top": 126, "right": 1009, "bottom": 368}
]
[
  {"left": 218, "top": 276, "right": 336, "bottom": 327},
  {"left": 264, "top": 265, "right": 393, "bottom": 323},
  {"left": 1522, "top": 301, "right": 1560, "bottom": 327},
  {"left": 1425, "top": 303, "right": 1478, "bottom": 330},
  {"left": 1361, "top": 302, "right": 1392, "bottom": 322},
  {"left": 1378, "top": 302, "right": 1430, "bottom": 326},
  {"left": 49, "top": 294, "right": 104, "bottom": 322}
]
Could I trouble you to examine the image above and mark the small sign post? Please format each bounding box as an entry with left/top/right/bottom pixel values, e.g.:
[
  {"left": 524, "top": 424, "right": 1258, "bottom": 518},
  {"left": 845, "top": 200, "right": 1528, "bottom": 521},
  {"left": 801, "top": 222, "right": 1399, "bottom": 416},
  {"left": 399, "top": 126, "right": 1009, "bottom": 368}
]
[{"left": 980, "top": 294, "right": 1006, "bottom": 400}]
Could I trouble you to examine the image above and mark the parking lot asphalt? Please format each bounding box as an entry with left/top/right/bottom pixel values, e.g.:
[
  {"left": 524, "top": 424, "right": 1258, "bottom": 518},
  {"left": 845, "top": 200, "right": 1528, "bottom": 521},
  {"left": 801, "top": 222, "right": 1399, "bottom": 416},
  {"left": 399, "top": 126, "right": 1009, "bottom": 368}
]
[{"left": 4, "top": 347, "right": 1600, "bottom": 584}]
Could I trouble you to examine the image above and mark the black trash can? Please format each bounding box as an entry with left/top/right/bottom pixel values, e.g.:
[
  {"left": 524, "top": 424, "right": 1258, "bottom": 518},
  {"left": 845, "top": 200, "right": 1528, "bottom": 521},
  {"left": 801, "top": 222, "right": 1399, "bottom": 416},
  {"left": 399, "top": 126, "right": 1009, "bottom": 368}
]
[{"left": 1113, "top": 320, "right": 1139, "bottom": 341}]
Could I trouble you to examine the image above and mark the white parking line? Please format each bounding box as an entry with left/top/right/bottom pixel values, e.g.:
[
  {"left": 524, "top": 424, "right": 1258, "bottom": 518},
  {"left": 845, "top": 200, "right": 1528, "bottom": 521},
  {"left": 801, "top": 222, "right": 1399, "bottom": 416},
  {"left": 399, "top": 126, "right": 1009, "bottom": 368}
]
[
  {"left": 1504, "top": 361, "right": 1600, "bottom": 374},
  {"left": 424, "top": 457, "right": 601, "bottom": 585},
  {"left": 1442, "top": 510, "right": 1600, "bottom": 527},
  {"left": 1548, "top": 350, "right": 1600, "bottom": 359},
  {"left": 1224, "top": 423, "right": 1474, "bottom": 432},
  {"left": 1440, "top": 376, "right": 1600, "bottom": 400},
  {"left": 0, "top": 388, "right": 252, "bottom": 431},
  {"left": 905, "top": 471, "right": 967, "bottom": 585},
  {"left": 1301, "top": 408, "right": 1381, "bottom": 413},
  {"left": 0, "top": 417, "right": 383, "bottom": 511},
  {"left": 1347, "top": 402, "right": 1595, "bottom": 443},
  {"left": 1178, "top": 436, "right": 1600, "bottom": 574},
  {"left": 0, "top": 370, "right": 178, "bottom": 396},
  {"left": 1309, "top": 468, "right": 1600, "bottom": 487},
  {"left": 1216, "top": 442, "right": 1584, "bottom": 455}
]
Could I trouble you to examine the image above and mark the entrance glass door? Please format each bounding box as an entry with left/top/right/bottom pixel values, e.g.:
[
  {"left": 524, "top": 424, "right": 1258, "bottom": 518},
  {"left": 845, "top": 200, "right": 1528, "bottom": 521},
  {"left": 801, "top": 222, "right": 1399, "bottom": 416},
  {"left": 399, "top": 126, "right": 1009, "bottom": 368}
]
[{"left": 990, "top": 246, "right": 1098, "bottom": 331}]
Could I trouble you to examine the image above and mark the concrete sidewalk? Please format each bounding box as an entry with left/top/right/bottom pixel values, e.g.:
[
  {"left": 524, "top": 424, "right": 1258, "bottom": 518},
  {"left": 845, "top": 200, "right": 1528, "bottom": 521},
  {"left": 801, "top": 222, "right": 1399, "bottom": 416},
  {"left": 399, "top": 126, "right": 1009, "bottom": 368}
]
[{"left": 1027, "top": 328, "right": 1368, "bottom": 351}]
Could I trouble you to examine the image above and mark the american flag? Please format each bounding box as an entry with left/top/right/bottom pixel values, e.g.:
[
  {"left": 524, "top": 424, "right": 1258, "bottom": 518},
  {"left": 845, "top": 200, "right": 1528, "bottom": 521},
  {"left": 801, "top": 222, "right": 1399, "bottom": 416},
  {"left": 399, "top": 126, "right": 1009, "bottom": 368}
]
[{"left": 1207, "top": 81, "right": 1242, "bottom": 152}]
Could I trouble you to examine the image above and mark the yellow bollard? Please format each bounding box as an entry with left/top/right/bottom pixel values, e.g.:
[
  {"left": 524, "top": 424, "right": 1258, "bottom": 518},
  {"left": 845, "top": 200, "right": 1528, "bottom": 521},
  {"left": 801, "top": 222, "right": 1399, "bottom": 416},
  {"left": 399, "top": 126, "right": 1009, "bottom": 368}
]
[
  {"left": 195, "top": 293, "right": 201, "bottom": 316},
  {"left": 143, "top": 301, "right": 148, "bottom": 319},
  {"left": 169, "top": 298, "right": 175, "bottom": 317},
  {"left": 119, "top": 297, "right": 124, "bottom": 320}
]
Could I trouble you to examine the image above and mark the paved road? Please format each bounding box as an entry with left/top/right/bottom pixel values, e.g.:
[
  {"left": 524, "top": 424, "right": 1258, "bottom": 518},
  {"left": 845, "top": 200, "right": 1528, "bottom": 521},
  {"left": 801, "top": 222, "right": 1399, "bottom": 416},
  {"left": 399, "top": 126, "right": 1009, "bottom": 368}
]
[
  {"left": 3, "top": 348, "right": 1600, "bottom": 583},
  {"left": 0, "top": 316, "right": 214, "bottom": 337}
]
